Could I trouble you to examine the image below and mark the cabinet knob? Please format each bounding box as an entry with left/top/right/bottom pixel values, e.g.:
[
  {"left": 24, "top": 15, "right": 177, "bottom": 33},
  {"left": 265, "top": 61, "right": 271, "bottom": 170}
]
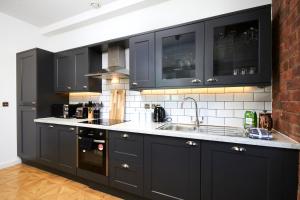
[
  {"left": 186, "top": 141, "right": 197, "bottom": 146},
  {"left": 122, "top": 133, "right": 129, "bottom": 139},
  {"left": 49, "top": 125, "right": 54, "bottom": 128},
  {"left": 131, "top": 82, "right": 138, "bottom": 86},
  {"left": 121, "top": 163, "right": 130, "bottom": 169},
  {"left": 207, "top": 78, "right": 218, "bottom": 83},
  {"left": 32, "top": 101, "right": 36, "bottom": 105},
  {"left": 231, "top": 146, "right": 246, "bottom": 152},
  {"left": 67, "top": 86, "right": 72, "bottom": 90},
  {"left": 69, "top": 127, "right": 75, "bottom": 131},
  {"left": 83, "top": 86, "right": 88, "bottom": 89},
  {"left": 191, "top": 79, "right": 202, "bottom": 83}
]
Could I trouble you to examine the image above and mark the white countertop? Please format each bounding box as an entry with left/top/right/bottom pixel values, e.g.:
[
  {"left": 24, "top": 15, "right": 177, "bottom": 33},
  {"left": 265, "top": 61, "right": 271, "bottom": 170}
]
[{"left": 34, "top": 117, "right": 300, "bottom": 150}]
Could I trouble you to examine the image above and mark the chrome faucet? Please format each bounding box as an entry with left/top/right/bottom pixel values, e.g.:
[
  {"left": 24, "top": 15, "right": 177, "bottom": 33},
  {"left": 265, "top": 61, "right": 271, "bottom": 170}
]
[{"left": 181, "top": 97, "right": 203, "bottom": 127}]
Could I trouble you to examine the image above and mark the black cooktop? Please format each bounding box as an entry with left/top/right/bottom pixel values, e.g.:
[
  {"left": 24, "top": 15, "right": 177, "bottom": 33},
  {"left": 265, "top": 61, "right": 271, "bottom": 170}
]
[{"left": 80, "top": 119, "right": 127, "bottom": 126}]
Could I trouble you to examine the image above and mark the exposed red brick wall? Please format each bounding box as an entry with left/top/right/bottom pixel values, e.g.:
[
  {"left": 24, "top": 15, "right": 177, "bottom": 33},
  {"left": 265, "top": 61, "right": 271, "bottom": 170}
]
[{"left": 272, "top": 0, "right": 300, "bottom": 199}]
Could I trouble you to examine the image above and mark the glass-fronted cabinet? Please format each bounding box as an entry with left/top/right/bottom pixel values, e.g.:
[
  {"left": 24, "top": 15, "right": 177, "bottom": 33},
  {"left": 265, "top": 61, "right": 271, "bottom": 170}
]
[
  {"left": 204, "top": 7, "right": 271, "bottom": 86},
  {"left": 156, "top": 23, "right": 204, "bottom": 87}
]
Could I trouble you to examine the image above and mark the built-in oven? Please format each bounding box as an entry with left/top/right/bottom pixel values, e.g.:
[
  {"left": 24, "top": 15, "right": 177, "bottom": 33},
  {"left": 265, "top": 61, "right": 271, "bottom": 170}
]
[{"left": 77, "top": 127, "right": 108, "bottom": 176}]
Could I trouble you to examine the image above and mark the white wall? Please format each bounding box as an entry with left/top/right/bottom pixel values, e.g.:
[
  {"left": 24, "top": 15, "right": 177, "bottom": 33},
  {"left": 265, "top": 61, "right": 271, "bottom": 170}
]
[
  {"left": 0, "top": 13, "right": 45, "bottom": 168},
  {"left": 41, "top": 0, "right": 271, "bottom": 52}
]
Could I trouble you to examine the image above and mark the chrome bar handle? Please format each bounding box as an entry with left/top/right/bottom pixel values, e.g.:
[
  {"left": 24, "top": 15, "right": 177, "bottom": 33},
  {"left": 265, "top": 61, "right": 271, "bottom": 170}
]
[
  {"left": 121, "top": 163, "right": 130, "bottom": 169},
  {"left": 207, "top": 78, "right": 218, "bottom": 83},
  {"left": 191, "top": 79, "right": 202, "bottom": 83},
  {"left": 69, "top": 127, "right": 75, "bottom": 131},
  {"left": 48, "top": 125, "right": 54, "bottom": 128},
  {"left": 186, "top": 141, "right": 197, "bottom": 146},
  {"left": 132, "top": 82, "right": 138, "bottom": 86},
  {"left": 231, "top": 146, "right": 247, "bottom": 152}
]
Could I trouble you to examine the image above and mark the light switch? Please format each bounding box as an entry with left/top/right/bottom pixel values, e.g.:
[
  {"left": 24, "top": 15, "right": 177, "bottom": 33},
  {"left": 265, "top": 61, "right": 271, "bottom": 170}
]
[{"left": 2, "top": 102, "right": 9, "bottom": 107}]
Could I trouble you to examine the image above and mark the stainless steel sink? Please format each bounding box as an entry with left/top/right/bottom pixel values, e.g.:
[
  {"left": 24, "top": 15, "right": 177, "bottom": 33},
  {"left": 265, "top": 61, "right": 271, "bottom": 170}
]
[{"left": 157, "top": 123, "right": 247, "bottom": 137}]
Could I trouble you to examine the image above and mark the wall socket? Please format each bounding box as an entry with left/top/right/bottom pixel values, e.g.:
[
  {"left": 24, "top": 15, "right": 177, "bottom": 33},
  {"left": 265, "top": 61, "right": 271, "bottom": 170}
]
[
  {"left": 2, "top": 102, "right": 9, "bottom": 107},
  {"left": 144, "top": 104, "right": 150, "bottom": 109},
  {"left": 151, "top": 104, "right": 160, "bottom": 109}
]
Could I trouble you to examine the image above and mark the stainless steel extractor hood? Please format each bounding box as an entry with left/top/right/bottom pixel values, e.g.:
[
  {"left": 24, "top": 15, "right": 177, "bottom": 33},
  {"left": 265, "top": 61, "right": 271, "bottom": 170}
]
[{"left": 85, "top": 44, "right": 129, "bottom": 79}]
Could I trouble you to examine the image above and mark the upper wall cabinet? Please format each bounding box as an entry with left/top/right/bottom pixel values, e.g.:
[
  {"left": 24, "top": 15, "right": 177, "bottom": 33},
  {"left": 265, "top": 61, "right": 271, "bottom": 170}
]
[
  {"left": 204, "top": 6, "right": 271, "bottom": 86},
  {"left": 129, "top": 33, "right": 155, "bottom": 89},
  {"left": 54, "top": 47, "right": 102, "bottom": 93},
  {"left": 155, "top": 23, "right": 205, "bottom": 88}
]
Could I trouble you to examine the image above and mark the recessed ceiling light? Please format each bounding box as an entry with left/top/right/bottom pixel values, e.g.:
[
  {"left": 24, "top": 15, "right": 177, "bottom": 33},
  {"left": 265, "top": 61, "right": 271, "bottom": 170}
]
[{"left": 90, "top": 0, "right": 101, "bottom": 9}]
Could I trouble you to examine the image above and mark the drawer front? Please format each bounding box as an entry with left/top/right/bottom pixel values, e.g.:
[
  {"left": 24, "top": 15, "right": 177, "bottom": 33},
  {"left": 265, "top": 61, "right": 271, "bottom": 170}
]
[
  {"left": 109, "top": 159, "right": 143, "bottom": 196},
  {"left": 109, "top": 131, "right": 143, "bottom": 163}
]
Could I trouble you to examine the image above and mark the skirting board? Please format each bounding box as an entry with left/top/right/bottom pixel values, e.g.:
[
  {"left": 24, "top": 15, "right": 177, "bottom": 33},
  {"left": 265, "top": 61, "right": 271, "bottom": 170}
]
[{"left": 0, "top": 158, "right": 21, "bottom": 170}]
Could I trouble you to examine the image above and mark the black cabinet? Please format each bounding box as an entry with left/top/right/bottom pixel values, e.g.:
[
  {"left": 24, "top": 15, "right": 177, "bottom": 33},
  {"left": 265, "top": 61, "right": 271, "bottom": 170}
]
[
  {"left": 37, "top": 124, "right": 77, "bottom": 175},
  {"left": 17, "top": 50, "right": 36, "bottom": 106},
  {"left": 129, "top": 33, "right": 155, "bottom": 89},
  {"left": 201, "top": 141, "right": 298, "bottom": 200},
  {"left": 17, "top": 49, "right": 68, "bottom": 161},
  {"left": 144, "top": 135, "right": 200, "bottom": 200},
  {"left": 57, "top": 126, "right": 77, "bottom": 175},
  {"left": 54, "top": 50, "right": 75, "bottom": 92},
  {"left": 155, "top": 23, "right": 205, "bottom": 88},
  {"left": 54, "top": 47, "right": 102, "bottom": 92},
  {"left": 109, "top": 131, "right": 144, "bottom": 196},
  {"left": 17, "top": 106, "right": 37, "bottom": 160},
  {"left": 37, "top": 124, "right": 58, "bottom": 168},
  {"left": 204, "top": 6, "right": 271, "bottom": 86}
]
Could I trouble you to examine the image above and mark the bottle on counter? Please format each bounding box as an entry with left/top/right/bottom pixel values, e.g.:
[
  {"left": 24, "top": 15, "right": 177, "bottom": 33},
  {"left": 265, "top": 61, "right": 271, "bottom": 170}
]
[
  {"left": 87, "top": 101, "right": 94, "bottom": 120},
  {"left": 244, "top": 111, "right": 257, "bottom": 129}
]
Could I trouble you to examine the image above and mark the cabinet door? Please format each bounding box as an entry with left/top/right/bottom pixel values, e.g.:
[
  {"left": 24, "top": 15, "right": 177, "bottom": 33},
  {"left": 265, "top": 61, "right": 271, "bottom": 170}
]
[
  {"left": 156, "top": 23, "right": 204, "bottom": 88},
  {"left": 130, "top": 33, "right": 155, "bottom": 89},
  {"left": 201, "top": 141, "right": 285, "bottom": 200},
  {"left": 17, "top": 106, "right": 36, "bottom": 160},
  {"left": 17, "top": 50, "right": 36, "bottom": 106},
  {"left": 37, "top": 124, "right": 58, "bottom": 168},
  {"left": 204, "top": 6, "right": 271, "bottom": 86},
  {"left": 57, "top": 126, "right": 77, "bottom": 175},
  {"left": 144, "top": 136, "right": 200, "bottom": 200},
  {"left": 54, "top": 51, "right": 75, "bottom": 92},
  {"left": 74, "top": 48, "right": 89, "bottom": 91}
]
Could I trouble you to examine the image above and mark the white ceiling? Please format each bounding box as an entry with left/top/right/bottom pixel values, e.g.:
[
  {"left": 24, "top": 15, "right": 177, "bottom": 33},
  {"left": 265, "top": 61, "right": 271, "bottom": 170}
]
[{"left": 0, "top": 0, "right": 118, "bottom": 27}]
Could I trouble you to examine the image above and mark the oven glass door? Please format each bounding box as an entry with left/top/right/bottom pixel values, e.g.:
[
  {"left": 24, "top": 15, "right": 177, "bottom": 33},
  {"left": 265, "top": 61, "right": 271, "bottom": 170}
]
[{"left": 78, "top": 135, "right": 106, "bottom": 175}]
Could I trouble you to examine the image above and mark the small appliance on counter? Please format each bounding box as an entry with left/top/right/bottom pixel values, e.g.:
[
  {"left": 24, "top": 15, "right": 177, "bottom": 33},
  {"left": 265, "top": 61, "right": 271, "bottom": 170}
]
[
  {"left": 153, "top": 105, "right": 166, "bottom": 122},
  {"left": 259, "top": 111, "right": 273, "bottom": 131},
  {"left": 247, "top": 128, "right": 273, "bottom": 140},
  {"left": 51, "top": 103, "right": 81, "bottom": 118}
]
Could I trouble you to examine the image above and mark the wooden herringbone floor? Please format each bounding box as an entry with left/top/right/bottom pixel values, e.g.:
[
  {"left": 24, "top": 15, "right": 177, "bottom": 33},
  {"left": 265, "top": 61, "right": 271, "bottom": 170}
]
[{"left": 0, "top": 164, "right": 122, "bottom": 200}]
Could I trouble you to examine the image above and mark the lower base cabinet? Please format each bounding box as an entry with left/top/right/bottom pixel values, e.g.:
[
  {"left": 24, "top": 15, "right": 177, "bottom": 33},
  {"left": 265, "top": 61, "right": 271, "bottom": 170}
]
[
  {"left": 143, "top": 135, "right": 201, "bottom": 200},
  {"left": 201, "top": 141, "right": 298, "bottom": 200},
  {"left": 37, "top": 124, "right": 76, "bottom": 175}
]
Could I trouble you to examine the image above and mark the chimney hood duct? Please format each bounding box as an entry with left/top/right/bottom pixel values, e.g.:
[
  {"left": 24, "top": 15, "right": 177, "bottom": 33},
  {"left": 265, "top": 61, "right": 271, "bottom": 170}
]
[{"left": 85, "top": 44, "right": 129, "bottom": 79}]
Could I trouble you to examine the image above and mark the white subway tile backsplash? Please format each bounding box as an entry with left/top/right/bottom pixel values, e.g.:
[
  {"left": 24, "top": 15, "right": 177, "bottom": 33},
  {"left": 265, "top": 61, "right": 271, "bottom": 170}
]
[
  {"left": 171, "top": 109, "right": 184, "bottom": 116},
  {"left": 254, "top": 93, "right": 271, "bottom": 101},
  {"left": 225, "top": 118, "right": 244, "bottom": 127},
  {"left": 244, "top": 102, "right": 265, "bottom": 110},
  {"left": 165, "top": 102, "right": 178, "bottom": 109},
  {"left": 225, "top": 102, "right": 243, "bottom": 110},
  {"left": 216, "top": 93, "right": 234, "bottom": 101},
  {"left": 70, "top": 79, "right": 272, "bottom": 128},
  {"left": 200, "top": 94, "right": 216, "bottom": 101},
  {"left": 217, "top": 110, "right": 234, "bottom": 118},
  {"left": 179, "top": 102, "right": 192, "bottom": 109},
  {"left": 234, "top": 110, "right": 246, "bottom": 118},
  {"left": 208, "top": 102, "right": 224, "bottom": 109},
  {"left": 234, "top": 93, "right": 253, "bottom": 101},
  {"left": 265, "top": 102, "right": 272, "bottom": 111},
  {"left": 208, "top": 117, "right": 225, "bottom": 126},
  {"left": 207, "top": 109, "right": 217, "bottom": 117}
]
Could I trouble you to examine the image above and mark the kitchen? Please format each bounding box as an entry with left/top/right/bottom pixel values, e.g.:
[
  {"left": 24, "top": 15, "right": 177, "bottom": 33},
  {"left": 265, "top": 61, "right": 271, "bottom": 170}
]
[{"left": 0, "top": 0, "right": 299, "bottom": 200}]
